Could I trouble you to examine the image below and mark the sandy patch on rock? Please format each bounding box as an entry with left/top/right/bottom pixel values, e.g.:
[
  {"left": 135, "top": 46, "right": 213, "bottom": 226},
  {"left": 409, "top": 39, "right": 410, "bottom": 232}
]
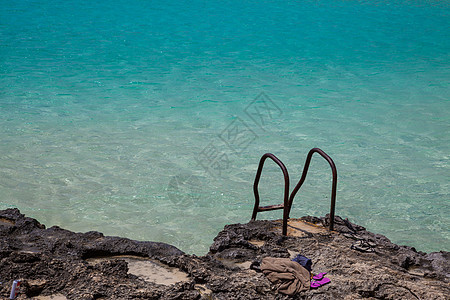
[
  {"left": 86, "top": 255, "right": 189, "bottom": 285},
  {"left": 33, "top": 294, "right": 67, "bottom": 300}
]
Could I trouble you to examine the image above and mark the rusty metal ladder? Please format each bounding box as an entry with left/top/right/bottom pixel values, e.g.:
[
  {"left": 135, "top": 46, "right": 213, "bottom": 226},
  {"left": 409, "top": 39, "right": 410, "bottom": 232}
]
[{"left": 251, "top": 148, "right": 337, "bottom": 235}]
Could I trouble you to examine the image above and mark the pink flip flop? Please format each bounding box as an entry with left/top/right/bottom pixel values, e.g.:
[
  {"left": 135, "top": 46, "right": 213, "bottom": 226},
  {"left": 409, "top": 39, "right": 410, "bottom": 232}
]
[
  {"left": 310, "top": 277, "right": 330, "bottom": 289},
  {"left": 312, "top": 272, "right": 327, "bottom": 280}
]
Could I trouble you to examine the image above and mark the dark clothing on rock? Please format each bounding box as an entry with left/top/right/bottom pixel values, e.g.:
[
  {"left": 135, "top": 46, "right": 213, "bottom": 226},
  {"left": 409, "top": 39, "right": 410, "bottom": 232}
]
[
  {"left": 261, "top": 257, "right": 310, "bottom": 295},
  {"left": 292, "top": 254, "right": 312, "bottom": 272}
]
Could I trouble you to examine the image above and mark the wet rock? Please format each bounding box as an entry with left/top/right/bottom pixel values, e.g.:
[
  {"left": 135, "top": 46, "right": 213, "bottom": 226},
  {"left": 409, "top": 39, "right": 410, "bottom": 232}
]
[
  {"left": 0, "top": 208, "right": 448, "bottom": 299},
  {"left": 425, "top": 251, "right": 450, "bottom": 278}
]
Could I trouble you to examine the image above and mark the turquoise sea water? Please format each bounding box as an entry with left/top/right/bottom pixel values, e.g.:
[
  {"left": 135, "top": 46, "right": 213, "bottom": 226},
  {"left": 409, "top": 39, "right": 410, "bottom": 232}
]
[{"left": 1, "top": 0, "right": 449, "bottom": 254}]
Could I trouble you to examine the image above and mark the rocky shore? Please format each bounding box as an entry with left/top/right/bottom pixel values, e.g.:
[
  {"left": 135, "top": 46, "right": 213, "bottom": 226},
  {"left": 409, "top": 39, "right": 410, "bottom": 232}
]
[{"left": 0, "top": 208, "right": 448, "bottom": 299}]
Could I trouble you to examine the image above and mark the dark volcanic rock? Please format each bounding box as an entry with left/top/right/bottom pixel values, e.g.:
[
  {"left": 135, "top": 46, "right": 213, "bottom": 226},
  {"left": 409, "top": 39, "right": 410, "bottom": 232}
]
[{"left": 0, "top": 209, "right": 448, "bottom": 299}]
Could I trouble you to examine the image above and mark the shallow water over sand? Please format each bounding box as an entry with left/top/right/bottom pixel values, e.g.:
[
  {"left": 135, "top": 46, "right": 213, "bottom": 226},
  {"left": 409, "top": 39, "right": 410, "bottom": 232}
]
[{"left": 0, "top": 0, "right": 449, "bottom": 254}]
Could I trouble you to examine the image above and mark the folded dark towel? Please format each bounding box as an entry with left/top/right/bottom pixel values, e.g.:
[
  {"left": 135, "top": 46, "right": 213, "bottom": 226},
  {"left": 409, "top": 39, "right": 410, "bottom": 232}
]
[{"left": 292, "top": 254, "right": 312, "bottom": 272}]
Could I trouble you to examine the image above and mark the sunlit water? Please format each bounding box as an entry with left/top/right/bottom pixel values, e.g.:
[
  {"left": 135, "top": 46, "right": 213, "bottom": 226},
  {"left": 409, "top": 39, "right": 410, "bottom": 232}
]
[{"left": 1, "top": 0, "right": 448, "bottom": 254}]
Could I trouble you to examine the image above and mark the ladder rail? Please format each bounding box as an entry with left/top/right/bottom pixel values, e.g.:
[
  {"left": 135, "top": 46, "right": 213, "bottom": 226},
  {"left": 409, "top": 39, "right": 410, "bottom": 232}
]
[
  {"left": 288, "top": 148, "right": 337, "bottom": 231},
  {"left": 251, "top": 153, "right": 290, "bottom": 235}
]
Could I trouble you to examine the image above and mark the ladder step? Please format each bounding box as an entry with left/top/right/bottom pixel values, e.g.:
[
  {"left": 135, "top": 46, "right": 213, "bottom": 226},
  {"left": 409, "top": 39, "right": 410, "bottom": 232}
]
[{"left": 258, "top": 204, "right": 284, "bottom": 212}]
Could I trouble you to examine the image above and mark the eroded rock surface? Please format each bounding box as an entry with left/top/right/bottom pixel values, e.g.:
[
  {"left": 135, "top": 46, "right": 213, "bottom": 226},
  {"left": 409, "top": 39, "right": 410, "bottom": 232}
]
[{"left": 0, "top": 208, "right": 448, "bottom": 299}]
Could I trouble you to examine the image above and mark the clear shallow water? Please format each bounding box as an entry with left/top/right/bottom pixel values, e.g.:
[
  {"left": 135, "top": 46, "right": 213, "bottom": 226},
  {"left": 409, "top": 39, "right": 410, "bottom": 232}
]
[{"left": 0, "top": 0, "right": 449, "bottom": 254}]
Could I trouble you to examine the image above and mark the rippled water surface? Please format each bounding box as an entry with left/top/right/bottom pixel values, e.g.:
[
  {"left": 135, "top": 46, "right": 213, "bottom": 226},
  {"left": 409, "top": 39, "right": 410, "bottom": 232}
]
[{"left": 1, "top": 0, "right": 449, "bottom": 254}]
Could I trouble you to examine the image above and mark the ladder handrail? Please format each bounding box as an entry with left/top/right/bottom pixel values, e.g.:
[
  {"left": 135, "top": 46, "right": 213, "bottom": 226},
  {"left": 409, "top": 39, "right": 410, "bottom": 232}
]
[
  {"left": 288, "top": 148, "right": 337, "bottom": 231},
  {"left": 251, "top": 153, "right": 290, "bottom": 235}
]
